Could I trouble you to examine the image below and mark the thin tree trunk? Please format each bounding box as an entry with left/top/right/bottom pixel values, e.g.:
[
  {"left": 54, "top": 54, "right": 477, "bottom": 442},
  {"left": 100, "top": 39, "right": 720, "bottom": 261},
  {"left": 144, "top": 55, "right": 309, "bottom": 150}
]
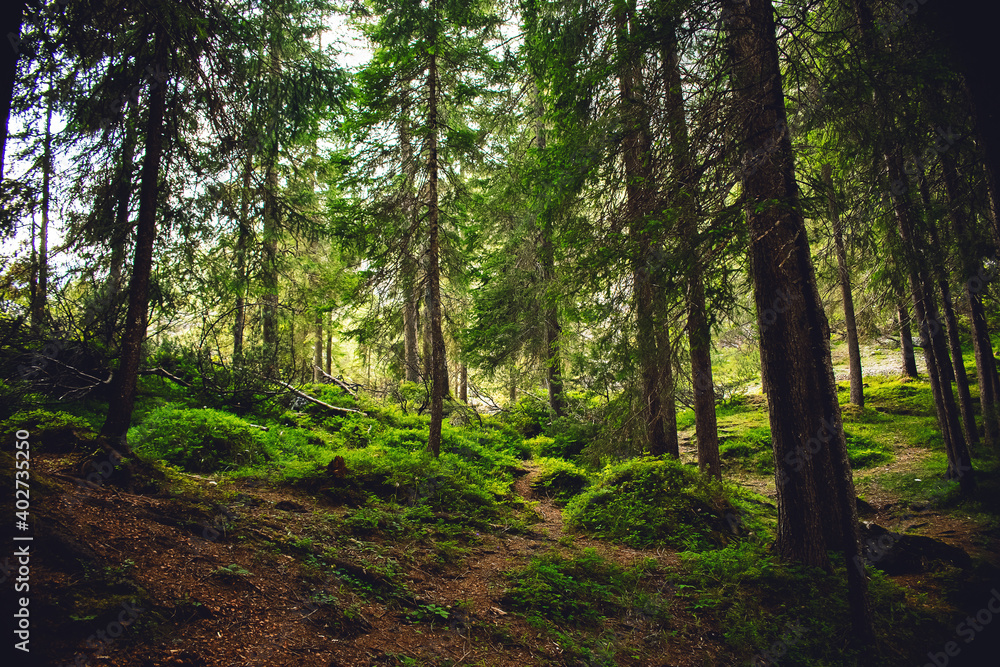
[
  {"left": 105, "top": 106, "right": 139, "bottom": 348},
  {"left": 898, "top": 302, "right": 919, "bottom": 378},
  {"left": 918, "top": 176, "right": 978, "bottom": 452},
  {"left": 262, "top": 29, "right": 281, "bottom": 378},
  {"left": 459, "top": 364, "right": 467, "bottom": 404},
  {"left": 658, "top": 324, "right": 680, "bottom": 458},
  {"left": 313, "top": 312, "right": 323, "bottom": 383},
  {"left": 233, "top": 152, "right": 252, "bottom": 366},
  {"left": 823, "top": 164, "right": 863, "bottom": 407},
  {"left": 662, "top": 12, "right": 719, "bottom": 476},
  {"left": 884, "top": 140, "right": 973, "bottom": 496},
  {"left": 326, "top": 312, "right": 333, "bottom": 376},
  {"left": 31, "top": 87, "right": 53, "bottom": 329},
  {"left": 941, "top": 149, "right": 1000, "bottom": 448},
  {"left": 535, "top": 82, "right": 565, "bottom": 418},
  {"left": 726, "top": 0, "right": 873, "bottom": 640},
  {"left": 425, "top": 48, "right": 447, "bottom": 457},
  {"left": 404, "top": 286, "right": 419, "bottom": 382},
  {"left": 853, "top": 0, "right": 973, "bottom": 496},
  {"left": 615, "top": 0, "right": 666, "bottom": 456},
  {"left": 400, "top": 110, "right": 421, "bottom": 384},
  {"left": 101, "top": 29, "right": 169, "bottom": 451}
]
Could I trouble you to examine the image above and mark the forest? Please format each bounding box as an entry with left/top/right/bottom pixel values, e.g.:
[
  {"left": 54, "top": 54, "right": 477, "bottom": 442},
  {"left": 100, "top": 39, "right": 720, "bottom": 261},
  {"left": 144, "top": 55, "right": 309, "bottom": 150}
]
[{"left": 2, "top": 0, "right": 1000, "bottom": 665}]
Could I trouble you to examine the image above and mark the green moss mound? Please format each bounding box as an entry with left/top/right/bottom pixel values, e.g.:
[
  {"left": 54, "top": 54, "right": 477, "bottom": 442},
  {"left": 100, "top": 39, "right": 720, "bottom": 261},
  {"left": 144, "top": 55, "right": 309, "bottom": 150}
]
[
  {"left": 129, "top": 406, "right": 268, "bottom": 473},
  {"left": 564, "top": 457, "right": 745, "bottom": 549},
  {"left": 529, "top": 457, "right": 591, "bottom": 504},
  {"left": 1, "top": 409, "right": 97, "bottom": 452}
]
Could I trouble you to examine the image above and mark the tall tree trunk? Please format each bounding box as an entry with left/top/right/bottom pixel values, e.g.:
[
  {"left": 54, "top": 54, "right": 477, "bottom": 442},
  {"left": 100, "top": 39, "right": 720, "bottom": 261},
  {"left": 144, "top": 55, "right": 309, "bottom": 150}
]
[
  {"left": 615, "top": 0, "right": 666, "bottom": 456},
  {"left": 0, "top": 0, "right": 25, "bottom": 185},
  {"left": 898, "top": 301, "right": 919, "bottom": 378},
  {"left": 852, "top": 0, "right": 974, "bottom": 495},
  {"left": 400, "top": 109, "right": 422, "bottom": 384},
  {"left": 657, "top": 323, "right": 680, "bottom": 458},
  {"left": 662, "top": 12, "right": 719, "bottom": 475},
  {"left": 326, "top": 312, "right": 333, "bottom": 376},
  {"left": 725, "top": 0, "right": 873, "bottom": 640},
  {"left": 262, "top": 29, "right": 281, "bottom": 378},
  {"left": 105, "top": 106, "right": 139, "bottom": 349},
  {"left": 941, "top": 149, "right": 1000, "bottom": 448},
  {"left": 888, "top": 149, "right": 972, "bottom": 494},
  {"left": 233, "top": 152, "right": 253, "bottom": 366},
  {"left": 459, "top": 364, "right": 467, "bottom": 404},
  {"left": 30, "top": 87, "right": 53, "bottom": 329},
  {"left": 918, "top": 176, "right": 978, "bottom": 452},
  {"left": 822, "top": 164, "right": 863, "bottom": 407},
  {"left": 313, "top": 312, "right": 323, "bottom": 383},
  {"left": 101, "top": 29, "right": 169, "bottom": 451},
  {"left": 425, "top": 49, "right": 447, "bottom": 457},
  {"left": 403, "top": 289, "right": 419, "bottom": 382},
  {"left": 534, "top": 81, "right": 565, "bottom": 418}
]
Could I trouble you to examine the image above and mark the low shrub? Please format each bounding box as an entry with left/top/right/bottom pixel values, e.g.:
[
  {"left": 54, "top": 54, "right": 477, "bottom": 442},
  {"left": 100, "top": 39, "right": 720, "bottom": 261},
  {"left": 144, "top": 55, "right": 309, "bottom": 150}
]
[
  {"left": 503, "top": 549, "right": 661, "bottom": 627},
  {"left": 1, "top": 409, "right": 97, "bottom": 452},
  {"left": 129, "top": 406, "right": 268, "bottom": 473},
  {"left": 564, "top": 457, "right": 743, "bottom": 550},
  {"left": 530, "top": 457, "right": 591, "bottom": 504}
]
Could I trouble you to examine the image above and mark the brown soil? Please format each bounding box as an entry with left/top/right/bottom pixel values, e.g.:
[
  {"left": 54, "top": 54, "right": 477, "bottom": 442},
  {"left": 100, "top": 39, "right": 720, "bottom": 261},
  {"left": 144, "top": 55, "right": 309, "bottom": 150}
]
[
  {"left": 22, "top": 421, "right": 998, "bottom": 667},
  {"left": 27, "top": 455, "right": 728, "bottom": 667}
]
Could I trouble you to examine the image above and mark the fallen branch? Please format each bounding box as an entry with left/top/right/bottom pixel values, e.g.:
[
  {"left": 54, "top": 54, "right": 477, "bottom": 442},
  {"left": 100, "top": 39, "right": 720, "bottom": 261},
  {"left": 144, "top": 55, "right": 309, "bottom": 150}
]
[
  {"left": 313, "top": 365, "right": 358, "bottom": 398},
  {"left": 275, "top": 380, "right": 366, "bottom": 416},
  {"left": 139, "top": 367, "right": 192, "bottom": 387}
]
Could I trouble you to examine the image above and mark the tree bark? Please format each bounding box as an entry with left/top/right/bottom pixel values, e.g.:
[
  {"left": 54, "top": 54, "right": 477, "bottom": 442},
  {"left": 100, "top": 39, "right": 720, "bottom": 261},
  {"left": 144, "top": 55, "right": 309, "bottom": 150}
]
[
  {"left": 0, "top": 0, "right": 25, "bottom": 185},
  {"left": 403, "top": 288, "right": 420, "bottom": 382},
  {"left": 534, "top": 81, "right": 565, "bottom": 418},
  {"left": 459, "top": 364, "right": 467, "bottom": 404},
  {"left": 313, "top": 312, "right": 323, "bottom": 383},
  {"left": 823, "top": 164, "right": 863, "bottom": 407},
  {"left": 262, "top": 25, "right": 281, "bottom": 378},
  {"left": 657, "top": 323, "right": 680, "bottom": 458},
  {"left": 100, "top": 28, "right": 169, "bottom": 451},
  {"left": 725, "top": 0, "right": 873, "bottom": 640},
  {"left": 940, "top": 149, "right": 1000, "bottom": 448},
  {"left": 30, "top": 86, "right": 53, "bottom": 330},
  {"left": 615, "top": 0, "right": 666, "bottom": 456},
  {"left": 662, "top": 12, "right": 719, "bottom": 476},
  {"left": 326, "top": 312, "right": 333, "bottom": 375},
  {"left": 898, "top": 301, "right": 919, "bottom": 378},
  {"left": 852, "top": 0, "right": 974, "bottom": 495},
  {"left": 233, "top": 151, "right": 253, "bottom": 366},
  {"left": 918, "top": 177, "right": 978, "bottom": 452},
  {"left": 104, "top": 106, "right": 139, "bottom": 349},
  {"left": 400, "top": 109, "right": 422, "bottom": 384},
  {"left": 425, "top": 48, "right": 447, "bottom": 457}
]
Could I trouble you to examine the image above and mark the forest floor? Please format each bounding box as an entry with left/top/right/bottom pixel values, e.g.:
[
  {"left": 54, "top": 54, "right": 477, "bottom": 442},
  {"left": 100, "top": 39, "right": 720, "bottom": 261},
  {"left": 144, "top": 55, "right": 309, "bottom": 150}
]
[{"left": 21, "top": 428, "right": 1000, "bottom": 667}]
